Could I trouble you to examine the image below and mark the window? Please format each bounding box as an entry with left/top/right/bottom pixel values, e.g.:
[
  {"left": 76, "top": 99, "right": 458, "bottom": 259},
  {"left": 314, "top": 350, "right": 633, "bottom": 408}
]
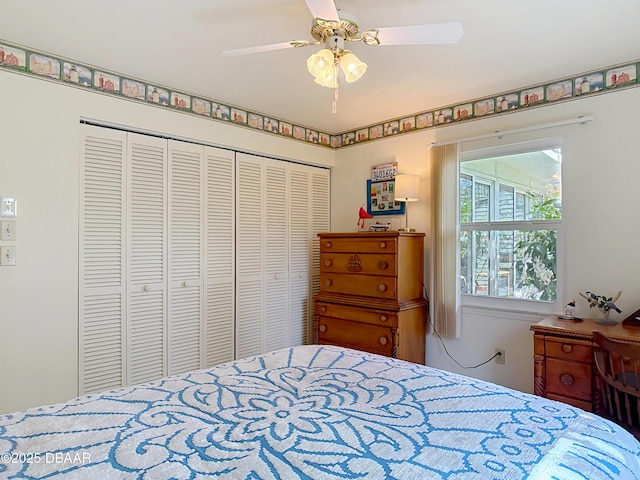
[{"left": 459, "top": 146, "right": 562, "bottom": 302}]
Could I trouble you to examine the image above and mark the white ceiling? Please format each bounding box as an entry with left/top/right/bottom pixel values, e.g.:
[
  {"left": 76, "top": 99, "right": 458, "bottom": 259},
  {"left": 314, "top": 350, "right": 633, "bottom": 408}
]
[{"left": 2, "top": 0, "right": 639, "bottom": 134}]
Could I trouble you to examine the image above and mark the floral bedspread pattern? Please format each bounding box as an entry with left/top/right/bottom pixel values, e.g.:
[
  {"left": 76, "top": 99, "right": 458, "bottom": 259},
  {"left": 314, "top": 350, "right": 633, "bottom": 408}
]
[{"left": 1, "top": 345, "right": 639, "bottom": 479}]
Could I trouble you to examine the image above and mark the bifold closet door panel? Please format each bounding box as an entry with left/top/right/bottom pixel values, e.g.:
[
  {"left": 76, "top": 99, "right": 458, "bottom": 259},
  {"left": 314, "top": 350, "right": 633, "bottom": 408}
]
[
  {"left": 288, "top": 165, "right": 311, "bottom": 346},
  {"left": 310, "top": 169, "right": 331, "bottom": 297},
  {"left": 168, "top": 140, "right": 204, "bottom": 376},
  {"left": 264, "top": 159, "right": 289, "bottom": 353},
  {"left": 126, "top": 133, "right": 167, "bottom": 385},
  {"left": 235, "top": 154, "right": 264, "bottom": 359},
  {"left": 79, "top": 125, "right": 127, "bottom": 395},
  {"left": 289, "top": 165, "right": 330, "bottom": 346},
  {"left": 204, "top": 146, "right": 235, "bottom": 368}
]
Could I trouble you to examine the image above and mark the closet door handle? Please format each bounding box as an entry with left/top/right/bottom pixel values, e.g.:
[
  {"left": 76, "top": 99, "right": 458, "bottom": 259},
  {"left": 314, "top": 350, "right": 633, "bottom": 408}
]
[
  {"left": 183, "top": 280, "right": 191, "bottom": 287},
  {"left": 143, "top": 285, "right": 151, "bottom": 292}
]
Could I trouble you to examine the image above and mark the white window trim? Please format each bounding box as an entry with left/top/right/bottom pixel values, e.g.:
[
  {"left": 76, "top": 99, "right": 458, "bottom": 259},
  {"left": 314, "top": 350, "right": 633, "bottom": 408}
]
[{"left": 459, "top": 140, "right": 564, "bottom": 316}]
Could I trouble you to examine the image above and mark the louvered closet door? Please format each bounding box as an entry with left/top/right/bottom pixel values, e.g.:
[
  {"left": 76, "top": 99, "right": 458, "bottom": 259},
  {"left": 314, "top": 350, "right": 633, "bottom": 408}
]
[
  {"left": 204, "top": 146, "right": 235, "bottom": 367},
  {"left": 126, "top": 133, "right": 167, "bottom": 385},
  {"left": 288, "top": 165, "right": 311, "bottom": 346},
  {"left": 79, "top": 125, "right": 126, "bottom": 395},
  {"left": 235, "top": 153, "right": 264, "bottom": 359},
  {"left": 168, "top": 141, "right": 203, "bottom": 375},
  {"left": 264, "top": 159, "right": 289, "bottom": 352},
  {"left": 311, "top": 168, "right": 330, "bottom": 297}
]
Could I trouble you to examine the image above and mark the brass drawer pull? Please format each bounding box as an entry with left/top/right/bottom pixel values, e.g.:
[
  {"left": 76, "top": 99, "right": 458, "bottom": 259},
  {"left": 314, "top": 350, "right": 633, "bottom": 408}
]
[
  {"left": 380, "top": 315, "right": 388, "bottom": 322},
  {"left": 324, "top": 259, "right": 332, "bottom": 267},
  {"left": 379, "top": 241, "right": 387, "bottom": 249},
  {"left": 379, "top": 337, "right": 388, "bottom": 346},
  {"left": 378, "top": 283, "right": 387, "bottom": 292},
  {"left": 378, "top": 261, "right": 388, "bottom": 270},
  {"left": 562, "top": 344, "right": 573, "bottom": 353},
  {"left": 560, "top": 374, "right": 573, "bottom": 386},
  {"left": 325, "top": 241, "right": 332, "bottom": 248},
  {"left": 324, "top": 279, "right": 333, "bottom": 287},
  {"left": 319, "top": 325, "right": 327, "bottom": 333},
  {"left": 320, "top": 306, "right": 327, "bottom": 314}
]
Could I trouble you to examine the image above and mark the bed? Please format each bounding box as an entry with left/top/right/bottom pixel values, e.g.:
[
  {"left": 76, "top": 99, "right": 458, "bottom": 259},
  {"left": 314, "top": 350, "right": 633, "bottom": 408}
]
[{"left": 1, "top": 345, "right": 638, "bottom": 479}]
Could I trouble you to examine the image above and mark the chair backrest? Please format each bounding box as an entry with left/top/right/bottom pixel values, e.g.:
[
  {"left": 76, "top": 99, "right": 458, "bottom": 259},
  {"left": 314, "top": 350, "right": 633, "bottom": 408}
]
[{"left": 593, "top": 330, "right": 640, "bottom": 429}]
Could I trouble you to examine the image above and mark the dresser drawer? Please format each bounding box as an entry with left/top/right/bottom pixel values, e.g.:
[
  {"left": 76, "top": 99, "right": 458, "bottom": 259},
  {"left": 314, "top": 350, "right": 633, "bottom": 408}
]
[
  {"left": 319, "top": 273, "right": 397, "bottom": 299},
  {"left": 546, "top": 358, "right": 592, "bottom": 401},
  {"left": 546, "top": 339, "right": 592, "bottom": 363},
  {"left": 320, "top": 237, "right": 397, "bottom": 254},
  {"left": 318, "top": 317, "right": 393, "bottom": 356},
  {"left": 315, "top": 302, "right": 398, "bottom": 327},
  {"left": 320, "top": 253, "right": 397, "bottom": 276}
]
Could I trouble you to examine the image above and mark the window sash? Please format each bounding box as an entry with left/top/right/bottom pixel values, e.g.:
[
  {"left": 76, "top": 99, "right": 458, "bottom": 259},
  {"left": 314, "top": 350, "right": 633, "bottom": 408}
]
[{"left": 460, "top": 220, "right": 560, "bottom": 231}]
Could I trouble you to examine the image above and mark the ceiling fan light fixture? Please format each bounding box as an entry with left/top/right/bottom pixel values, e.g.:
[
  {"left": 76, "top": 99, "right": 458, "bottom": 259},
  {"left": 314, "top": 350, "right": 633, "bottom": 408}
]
[
  {"left": 340, "top": 52, "right": 367, "bottom": 83},
  {"left": 306, "top": 48, "right": 334, "bottom": 78}
]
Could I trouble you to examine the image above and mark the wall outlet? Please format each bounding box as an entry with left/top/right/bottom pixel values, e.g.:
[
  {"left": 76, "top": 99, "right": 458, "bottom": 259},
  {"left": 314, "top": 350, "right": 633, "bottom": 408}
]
[{"left": 495, "top": 348, "right": 506, "bottom": 365}]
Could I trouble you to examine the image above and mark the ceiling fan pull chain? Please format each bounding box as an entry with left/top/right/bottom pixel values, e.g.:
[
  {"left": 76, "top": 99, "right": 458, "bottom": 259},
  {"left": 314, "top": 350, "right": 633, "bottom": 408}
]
[{"left": 332, "top": 60, "right": 339, "bottom": 113}]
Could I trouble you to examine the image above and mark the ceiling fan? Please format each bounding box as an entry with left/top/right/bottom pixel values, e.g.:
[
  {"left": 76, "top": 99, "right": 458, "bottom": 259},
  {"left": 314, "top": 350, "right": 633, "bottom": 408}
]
[{"left": 220, "top": 0, "right": 463, "bottom": 113}]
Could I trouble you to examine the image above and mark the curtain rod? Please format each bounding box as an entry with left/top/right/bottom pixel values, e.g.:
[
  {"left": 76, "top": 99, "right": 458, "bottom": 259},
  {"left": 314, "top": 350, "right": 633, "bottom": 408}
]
[{"left": 430, "top": 115, "right": 593, "bottom": 147}]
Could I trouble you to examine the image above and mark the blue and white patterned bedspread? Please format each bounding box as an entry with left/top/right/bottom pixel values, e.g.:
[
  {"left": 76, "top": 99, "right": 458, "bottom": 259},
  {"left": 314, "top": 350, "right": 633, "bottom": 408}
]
[{"left": 1, "top": 345, "right": 639, "bottom": 479}]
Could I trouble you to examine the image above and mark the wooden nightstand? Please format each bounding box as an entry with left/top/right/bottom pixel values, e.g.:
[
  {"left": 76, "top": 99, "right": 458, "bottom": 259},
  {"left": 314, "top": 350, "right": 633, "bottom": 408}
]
[
  {"left": 313, "top": 232, "right": 428, "bottom": 364},
  {"left": 531, "top": 316, "right": 640, "bottom": 411}
]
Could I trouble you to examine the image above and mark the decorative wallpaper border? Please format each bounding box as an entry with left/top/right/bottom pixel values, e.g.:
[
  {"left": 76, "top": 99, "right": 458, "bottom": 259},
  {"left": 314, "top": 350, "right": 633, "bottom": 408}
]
[
  {"left": 338, "top": 61, "right": 639, "bottom": 148},
  {"left": 1, "top": 39, "right": 639, "bottom": 149}
]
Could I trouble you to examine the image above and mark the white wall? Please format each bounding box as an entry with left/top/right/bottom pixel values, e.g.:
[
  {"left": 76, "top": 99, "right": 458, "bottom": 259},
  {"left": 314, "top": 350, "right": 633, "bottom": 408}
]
[
  {"left": 0, "top": 70, "right": 334, "bottom": 414},
  {"left": 332, "top": 87, "right": 640, "bottom": 393},
  {"left": 2, "top": 66, "right": 639, "bottom": 412}
]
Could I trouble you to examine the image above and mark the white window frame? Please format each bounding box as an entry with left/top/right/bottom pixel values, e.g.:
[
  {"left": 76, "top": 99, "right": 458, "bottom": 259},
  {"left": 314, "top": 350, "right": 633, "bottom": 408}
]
[{"left": 459, "top": 138, "right": 564, "bottom": 315}]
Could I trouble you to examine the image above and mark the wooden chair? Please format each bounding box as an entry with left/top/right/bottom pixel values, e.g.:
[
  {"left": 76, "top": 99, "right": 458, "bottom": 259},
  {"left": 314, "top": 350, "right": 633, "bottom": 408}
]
[{"left": 593, "top": 331, "right": 640, "bottom": 433}]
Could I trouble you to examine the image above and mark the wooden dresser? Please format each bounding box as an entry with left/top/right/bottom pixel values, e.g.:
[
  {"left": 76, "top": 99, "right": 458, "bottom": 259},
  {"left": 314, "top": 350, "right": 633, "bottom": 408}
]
[
  {"left": 531, "top": 316, "right": 640, "bottom": 412},
  {"left": 313, "top": 232, "right": 428, "bottom": 364}
]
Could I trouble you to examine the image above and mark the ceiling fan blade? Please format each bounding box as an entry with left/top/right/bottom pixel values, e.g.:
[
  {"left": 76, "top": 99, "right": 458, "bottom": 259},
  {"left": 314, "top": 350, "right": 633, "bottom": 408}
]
[
  {"left": 220, "top": 40, "right": 310, "bottom": 57},
  {"left": 373, "top": 22, "right": 464, "bottom": 45},
  {"left": 304, "top": 0, "right": 339, "bottom": 21}
]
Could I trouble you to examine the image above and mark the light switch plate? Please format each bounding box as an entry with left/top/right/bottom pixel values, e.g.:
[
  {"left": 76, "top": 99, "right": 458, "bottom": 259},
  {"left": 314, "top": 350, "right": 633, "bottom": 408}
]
[
  {"left": 1, "top": 246, "right": 16, "bottom": 266},
  {"left": 1, "top": 220, "right": 16, "bottom": 240},
  {"left": 0, "top": 197, "right": 17, "bottom": 217}
]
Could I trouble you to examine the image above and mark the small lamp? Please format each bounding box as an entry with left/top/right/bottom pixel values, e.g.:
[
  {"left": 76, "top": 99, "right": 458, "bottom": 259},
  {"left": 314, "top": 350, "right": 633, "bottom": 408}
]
[{"left": 394, "top": 174, "right": 419, "bottom": 232}]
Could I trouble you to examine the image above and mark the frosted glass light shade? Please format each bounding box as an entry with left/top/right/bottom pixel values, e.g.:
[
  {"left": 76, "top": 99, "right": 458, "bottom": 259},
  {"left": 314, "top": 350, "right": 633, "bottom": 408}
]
[
  {"left": 307, "top": 49, "right": 333, "bottom": 78},
  {"left": 395, "top": 174, "right": 419, "bottom": 202},
  {"left": 340, "top": 52, "right": 367, "bottom": 83},
  {"left": 314, "top": 65, "right": 338, "bottom": 88}
]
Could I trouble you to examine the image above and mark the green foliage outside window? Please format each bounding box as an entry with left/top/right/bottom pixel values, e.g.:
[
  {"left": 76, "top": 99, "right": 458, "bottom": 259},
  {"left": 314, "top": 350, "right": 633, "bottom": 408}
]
[{"left": 514, "top": 191, "right": 561, "bottom": 301}]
